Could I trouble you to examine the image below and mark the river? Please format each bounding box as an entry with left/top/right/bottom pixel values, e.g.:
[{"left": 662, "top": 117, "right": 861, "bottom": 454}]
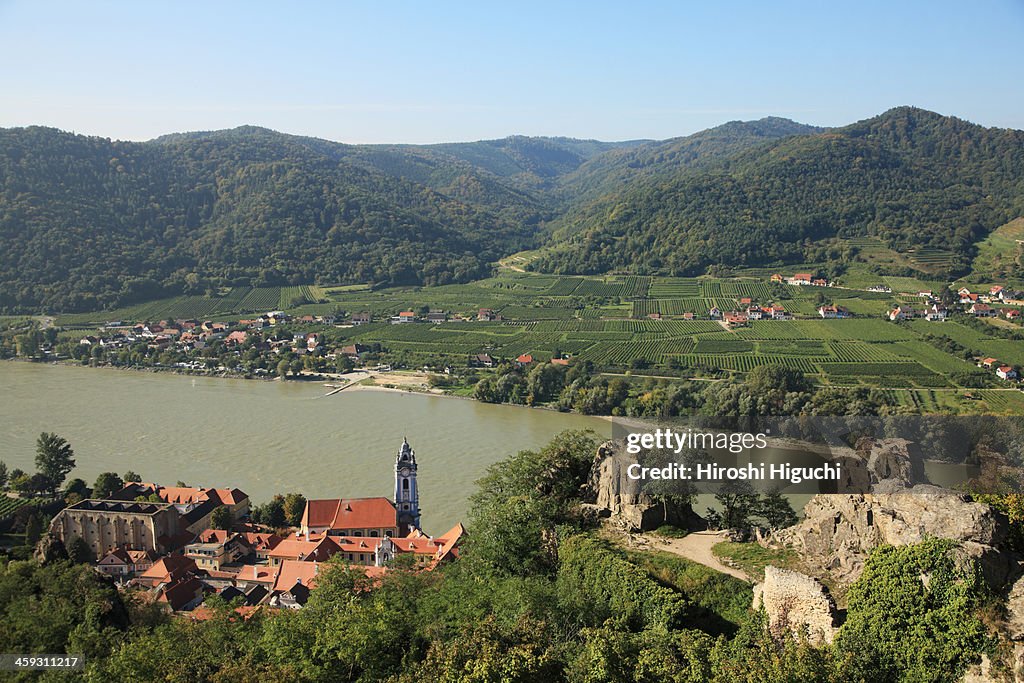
[{"left": 0, "top": 362, "right": 610, "bottom": 532}]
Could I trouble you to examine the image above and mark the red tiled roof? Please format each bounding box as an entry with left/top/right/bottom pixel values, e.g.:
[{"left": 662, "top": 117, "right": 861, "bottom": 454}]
[
  {"left": 140, "top": 556, "right": 197, "bottom": 584},
  {"left": 302, "top": 498, "right": 397, "bottom": 531},
  {"left": 158, "top": 576, "right": 205, "bottom": 611},
  {"left": 235, "top": 564, "right": 281, "bottom": 584},
  {"left": 274, "top": 560, "right": 321, "bottom": 592}
]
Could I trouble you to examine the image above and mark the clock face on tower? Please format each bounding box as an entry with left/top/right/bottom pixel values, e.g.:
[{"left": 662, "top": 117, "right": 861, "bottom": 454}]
[{"left": 401, "top": 468, "right": 410, "bottom": 476}]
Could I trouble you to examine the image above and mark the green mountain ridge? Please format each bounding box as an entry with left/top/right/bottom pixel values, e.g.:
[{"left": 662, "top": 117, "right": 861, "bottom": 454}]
[
  {"left": 1, "top": 107, "right": 1021, "bottom": 313},
  {"left": 533, "top": 107, "right": 1024, "bottom": 276}
]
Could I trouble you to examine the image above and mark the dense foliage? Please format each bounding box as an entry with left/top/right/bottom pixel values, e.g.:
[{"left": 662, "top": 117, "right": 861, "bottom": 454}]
[
  {"left": 0, "top": 127, "right": 567, "bottom": 312},
  {"left": 7, "top": 107, "right": 1018, "bottom": 313},
  {"left": 534, "top": 107, "right": 1024, "bottom": 277},
  {"left": 0, "top": 429, "right": 1007, "bottom": 682}
]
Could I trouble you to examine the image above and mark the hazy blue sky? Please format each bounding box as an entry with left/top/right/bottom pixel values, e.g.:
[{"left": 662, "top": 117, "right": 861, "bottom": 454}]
[{"left": 1, "top": 1, "right": 1022, "bottom": 143}]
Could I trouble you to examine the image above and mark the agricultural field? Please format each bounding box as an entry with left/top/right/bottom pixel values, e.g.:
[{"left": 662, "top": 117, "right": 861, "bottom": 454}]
[
  {"left": 0, "top": 497, "right": 38, "bottom": 519},
  {"left": 45, "top": 269, "right": 1024, "bottom": 399}
]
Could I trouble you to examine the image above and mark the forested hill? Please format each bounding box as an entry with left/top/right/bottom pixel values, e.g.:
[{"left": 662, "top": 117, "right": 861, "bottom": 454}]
[
  {"left": 0, "top": 120, "right": 809, "bottom": 313},
  {"left": 0, "top": 127, "right": 579, "bottom": 312},
  {"left": 553, "top": 117, "right": 824, "bottom": 210},
  {"left": 2, "top": 108, "right": 1022, "bottom": 313},
  {"left": 531, "top": 107, "right": 1024, "bottom": 276}
]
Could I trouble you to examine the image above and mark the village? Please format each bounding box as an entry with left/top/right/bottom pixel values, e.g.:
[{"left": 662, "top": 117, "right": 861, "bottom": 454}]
[{"left": 42, "top": 439, "right": 465, "bottom": 616}]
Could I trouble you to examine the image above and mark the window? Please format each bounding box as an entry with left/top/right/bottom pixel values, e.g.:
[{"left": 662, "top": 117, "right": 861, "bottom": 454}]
[{"left": 402, "top": 479, "right": 409, "bottom": 491}]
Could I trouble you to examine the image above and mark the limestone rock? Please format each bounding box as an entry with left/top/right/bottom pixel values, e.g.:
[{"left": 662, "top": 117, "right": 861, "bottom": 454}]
[
  {"left": 589, "top": 440, "right": 701, "bottom": 532},
  {"left": 835, "top": 437, "right": 929, "bottom": 493},
  {"left": 775, "top": 486, "right": 1010, "bottom": 586},
  {"left": 754, "top": 566, "right": 839, "bottom": 645},
  {"left": 33, "top": 532, "right": 68, "bottom": 565}
]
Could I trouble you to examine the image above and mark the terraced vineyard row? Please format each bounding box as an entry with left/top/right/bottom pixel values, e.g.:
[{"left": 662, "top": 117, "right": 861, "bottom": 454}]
[
  {"left": 237, "top": 287, "right": 282, "bottom": 311},
  {"left": 648, "top": 278, "right": 701, "bottom": 298}
]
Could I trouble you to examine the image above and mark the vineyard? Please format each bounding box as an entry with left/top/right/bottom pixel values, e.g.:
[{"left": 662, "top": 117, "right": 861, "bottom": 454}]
[
  {"left": 0, "top": 497, "right": 38, "bottom": 519},
  {"left": 47, "top": 267, "right": 1023, "bottom": 397}
]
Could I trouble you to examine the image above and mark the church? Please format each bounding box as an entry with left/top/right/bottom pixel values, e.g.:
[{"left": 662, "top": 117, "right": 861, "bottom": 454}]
[{"left": 300, "top": 437, "right": 422, "bottom": 538}]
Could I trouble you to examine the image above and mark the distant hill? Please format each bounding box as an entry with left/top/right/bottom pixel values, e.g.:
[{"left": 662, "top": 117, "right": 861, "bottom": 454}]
[
  {"left": 0, "top": 127, "right": 579, "bottom": 312},
  {"left": 531, "top": 108, "right": 1024, "bottom": 276},
  {"left": 1, "top": 108, "right": 1022, "bottom": 313}
]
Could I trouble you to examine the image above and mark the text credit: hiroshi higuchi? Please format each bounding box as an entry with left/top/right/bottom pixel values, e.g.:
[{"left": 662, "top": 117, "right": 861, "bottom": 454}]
[{"left": 624, "top": 427, "right": 843, "bottom": 485}]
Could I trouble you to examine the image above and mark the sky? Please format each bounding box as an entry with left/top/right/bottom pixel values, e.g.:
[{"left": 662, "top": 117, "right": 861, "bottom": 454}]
[{"left": 1, "top": 1, "right": 1022, "bottom": 144}]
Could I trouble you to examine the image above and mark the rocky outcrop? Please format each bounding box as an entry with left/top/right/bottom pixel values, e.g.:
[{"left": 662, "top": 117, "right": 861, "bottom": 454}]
[
  {"left": 753, "top": 566, "right": 839, "bottom": 645},
  {"left": 589, "top": 440, "right": 702, "bottom": 532},
  {"left": 834, "top": 437, "right": 929, "bottom": 493},
  {"left": 775, "top": 486, "right": 1011, "bottom": 587},
  {"left": 33, "top": 532, "right": 67, "bottom": 565}
]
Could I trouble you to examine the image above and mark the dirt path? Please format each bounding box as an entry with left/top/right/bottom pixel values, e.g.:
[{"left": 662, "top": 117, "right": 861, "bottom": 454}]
[{"left": 647, "top": 531, "right": 749, "bottom": 582}]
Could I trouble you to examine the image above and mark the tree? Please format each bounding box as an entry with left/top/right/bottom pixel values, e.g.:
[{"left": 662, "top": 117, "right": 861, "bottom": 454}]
[
  {"left": 712, "top": 480, "right": 760, "bottom": 531},
  {"left": 283, "top": 493, "right": 306, "bottom": 527},
  {"left": 25, "top": 513, "right": 43, "bottom": 546},
  {"left": 93, "top": 472, "right": 124, "bottom": 499},
  {"left": 64, "top": 478, "right": 89, "bottom": 497},
  {"left": 122, "top": 471, "right": 142, "bottom": 483},
  {"left": 210, "top": 505, "right": 232, "bottom": 531},
  {"left": 66, "top": 536, "right": 94, "bottom": 563},
  {"left": 35, "top": 432, "right": 76, "bottom": 492},
  {"left": 0, "top": 460, "right": 7, "bottom": 489},
  {"left": 757, "top": 487, "right": 798, "bottom": 530},
  {"left": 260, "top": 496, "right": 287, "bottom": 528},
  {"left": 277, "top": 359, "right": 291, "bottom": 379}
]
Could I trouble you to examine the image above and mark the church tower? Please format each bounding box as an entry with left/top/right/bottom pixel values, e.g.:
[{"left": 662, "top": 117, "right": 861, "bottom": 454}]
[{"left": 394, "top": 437, "right": 421, "bottom": 533}]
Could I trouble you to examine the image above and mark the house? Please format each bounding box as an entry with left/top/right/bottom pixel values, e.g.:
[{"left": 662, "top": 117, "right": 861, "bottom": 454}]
[
  {"left": 990, "top": 286, "right": 1004, "bottom": 297},
  {"left": 225, "top": 330, "right": 248, "bottom": 347},
  {"left": 770, "top": 274, "right": 784, "bottom": 283},
  {"left": 471, "top": 353, "right": 494, "bottom": 368},
  {"left": 981, "top": 358, "right": 999, "bottom": 369},
  {"left": 739, "top": 297, "right": 753, "bottom": 306},
  {"left": 425, "top": 311, "right": 447, "bottom": 324},
  {"left": 960, "top": 293, "right": 980, "bottom": 304},
  {"left": 113, "top": 484, "right": 251, "bottom": 530},
  {"left": 136, "top": 556, "right": 199, "bottom": 589},
  {"left": 766, "top": 305, "right": 790, "bottom": 320},
  {"left": 392, "top": 311, "right": 416, "bottom": 324},
  {"left": 157, "top": 575, "right": 206, "bottom": 612},
  {"left": 888, "top": 306, "right": 916, "bottom": 321},
  {"left": 350, "top": 312, "right": 372, "bottom": 325},
  {"left": 969, "top": 303, "right": 995, "bottom": 317},
  {"left": 647, "top": 312, "right": 662, "bottom": 320},
  {"left": 997, "top": 366, "right": 1018, "bottom": 380},
  {"left": 550, "top": 357, "right": 570, "bottom": 366},
  {"left": 233, "top": 564, "right": 281, "bottom": 592},
  {"left": 708, "top": 306, "right": 722, "bottom": 320},
  {"left": 790, "top": 273, "right": 813, "bottom": 285},
  {"left": 724, "top": 312, "right": 749, "bottom": 326},
  {"left": 917, "top": 291, "right": 934, "bottom": 299},
  {"left": 867, "top": 285, "right": 892, "bottom": 293},
  {"left": 818, "top": 305, "right": 849, "bottom": 319},
  {"left": 271, "top": 560, "right": 320, "bottom": 609},
  {"left": 339, "top": 343, "right": 368, "bottom": 359},
  {"left": 299, "top": 498, "right": 399, "bottom": 539},
  {"left": 516, "top": 353, "right": 534, "bottom": 366},
  {"left": 185, "top": 533, "right": 251, "bottom": 571},
  {"left": 477, "top": 308, "right": 500, "bottom": 322},
  {"left": 1004, "top": 309, "right": 1021, "bottom": 320},
  {"left": 267, "top": 536, "right": 343, "bottom": 566},
  {"left": 681, "top": 312, "right": 696, "bottom": 320},
  {"left": 746, "top": 306, "right": 763, "bottom": 320},
  {"left": 925, "top": 304, "right": 949, "bottom": 321},
  {"left": 812, "top": 278, "right": 828, "bottom": 287}
]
